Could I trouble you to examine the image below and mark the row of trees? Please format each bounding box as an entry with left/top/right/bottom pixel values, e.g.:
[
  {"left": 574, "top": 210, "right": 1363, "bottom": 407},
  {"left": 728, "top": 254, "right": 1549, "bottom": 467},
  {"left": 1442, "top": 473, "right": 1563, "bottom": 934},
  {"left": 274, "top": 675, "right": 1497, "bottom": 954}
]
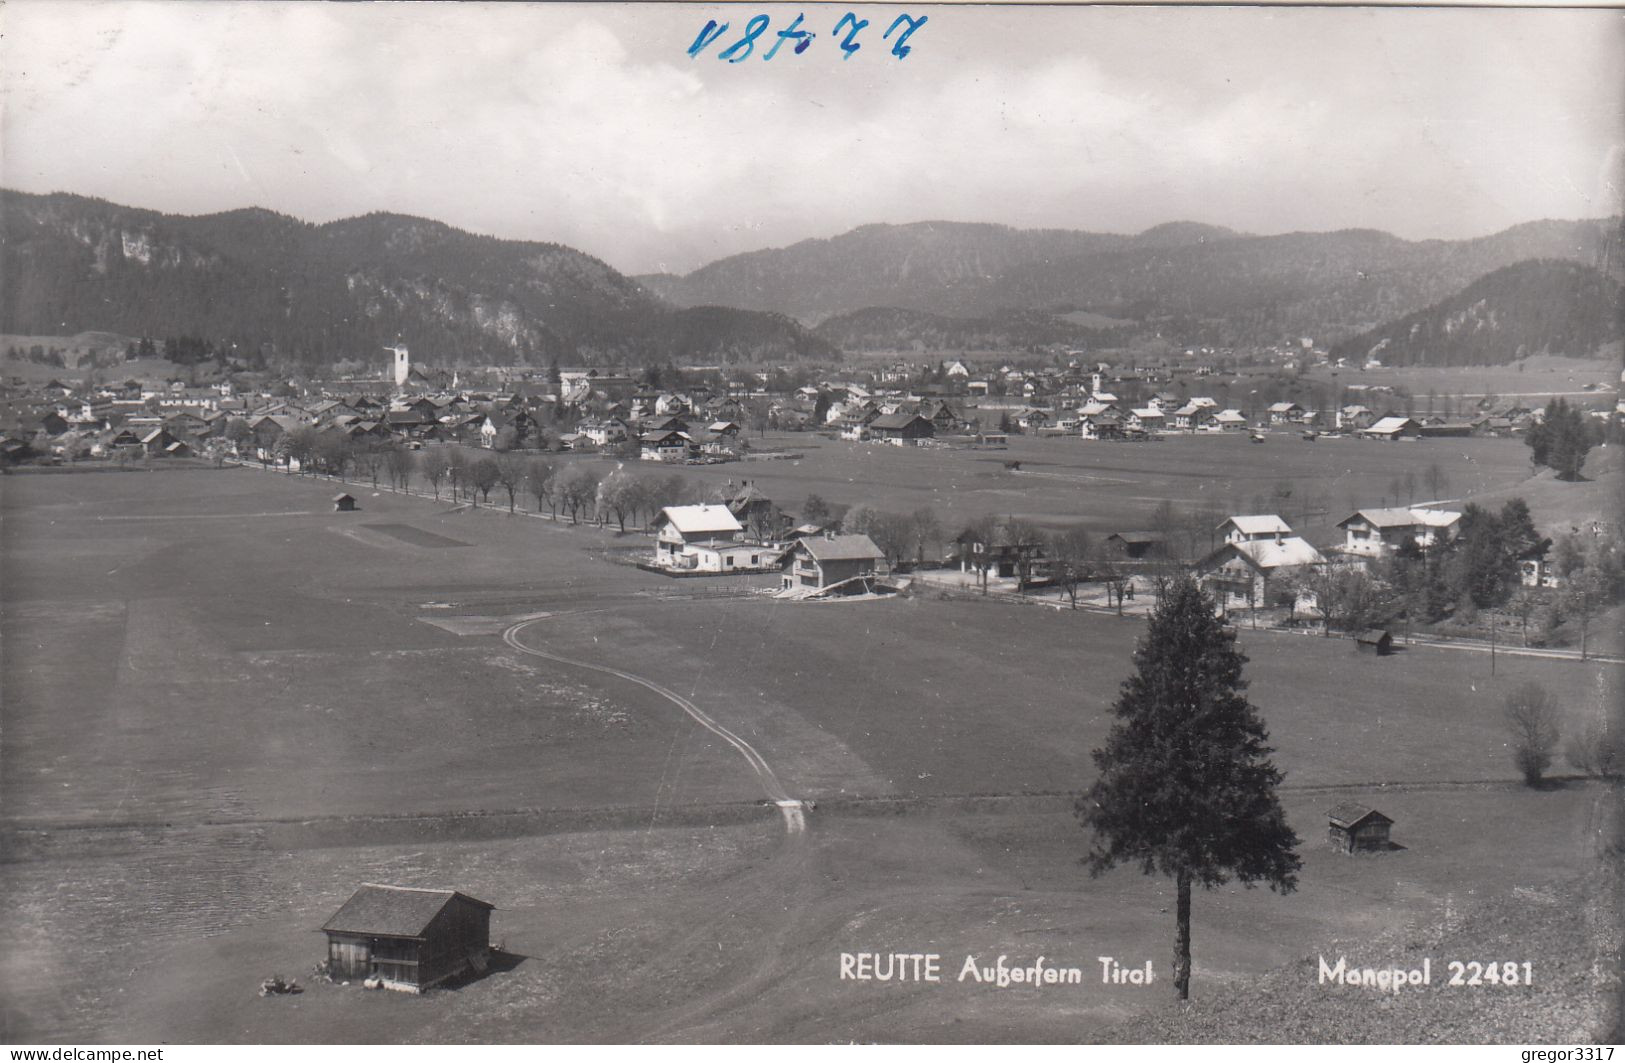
[{"left": 264, "top": 432, "right": 713, "bottom": 531}]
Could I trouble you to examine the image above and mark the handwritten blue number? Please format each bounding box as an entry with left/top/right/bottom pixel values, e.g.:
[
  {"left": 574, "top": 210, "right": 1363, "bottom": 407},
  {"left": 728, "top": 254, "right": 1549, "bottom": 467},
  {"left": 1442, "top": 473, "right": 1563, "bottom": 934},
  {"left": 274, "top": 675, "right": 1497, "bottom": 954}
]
[
  {"left": 763, "top": 13, "right": 812, "bottom": 60},
  {"left": 832, "top": 12, "right": 868, "bottom": 60},
  {"left": 883, "top": 14, "right": 927, "bottom": 58},
  {"left": 687, "top": 19, "right": 728, "bottom": 58},
  {"left": 718, "top": 14, "right": 769, "bottom": 62}
]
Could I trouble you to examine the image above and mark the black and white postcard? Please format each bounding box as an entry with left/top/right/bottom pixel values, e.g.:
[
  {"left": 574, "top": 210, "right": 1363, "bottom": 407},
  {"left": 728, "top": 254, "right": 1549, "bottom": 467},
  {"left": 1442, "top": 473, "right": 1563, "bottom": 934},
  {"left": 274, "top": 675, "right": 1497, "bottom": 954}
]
[{"left": 1, "top": 1, "right": 1621, "bottom": 1048}]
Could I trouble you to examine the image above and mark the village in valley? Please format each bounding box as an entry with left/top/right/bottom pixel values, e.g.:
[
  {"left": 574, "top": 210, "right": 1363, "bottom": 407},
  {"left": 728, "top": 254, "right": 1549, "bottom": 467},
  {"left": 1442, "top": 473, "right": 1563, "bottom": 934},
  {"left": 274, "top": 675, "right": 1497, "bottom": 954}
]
[
  {"left": 2, "top": 1, "right": 1622, "bottom": 1050},
  {"left": 4, "top": 323, "right": 1622, "bottom": 1042}
]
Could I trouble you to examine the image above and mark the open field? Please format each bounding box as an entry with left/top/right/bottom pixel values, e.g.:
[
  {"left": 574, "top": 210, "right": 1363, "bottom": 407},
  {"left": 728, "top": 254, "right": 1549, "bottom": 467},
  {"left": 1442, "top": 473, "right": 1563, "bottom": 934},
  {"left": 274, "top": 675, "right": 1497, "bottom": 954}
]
[
  {"left": 1300, "top": 353, "right": 1622, "bottom": 401},
  {"left": 2, "top": 465, "right": 1620, "bottom": 1043},
  {"left": 584, "top": 428, "right": 1618, "bottom": 543}
]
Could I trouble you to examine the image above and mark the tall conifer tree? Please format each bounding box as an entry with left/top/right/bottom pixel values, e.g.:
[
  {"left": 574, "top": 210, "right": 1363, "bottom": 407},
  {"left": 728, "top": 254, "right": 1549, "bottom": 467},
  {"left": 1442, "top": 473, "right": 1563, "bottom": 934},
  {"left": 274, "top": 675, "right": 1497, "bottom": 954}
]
[{"left": 1079, "top": 577, "right": 1301, "bottom": 999}]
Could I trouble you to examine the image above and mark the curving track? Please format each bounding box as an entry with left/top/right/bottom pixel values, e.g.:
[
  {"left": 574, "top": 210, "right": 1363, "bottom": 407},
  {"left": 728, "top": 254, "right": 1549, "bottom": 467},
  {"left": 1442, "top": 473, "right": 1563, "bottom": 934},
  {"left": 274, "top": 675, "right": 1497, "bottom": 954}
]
[{"left": 502, "top": 616, "right": 807, "bottom": 833}]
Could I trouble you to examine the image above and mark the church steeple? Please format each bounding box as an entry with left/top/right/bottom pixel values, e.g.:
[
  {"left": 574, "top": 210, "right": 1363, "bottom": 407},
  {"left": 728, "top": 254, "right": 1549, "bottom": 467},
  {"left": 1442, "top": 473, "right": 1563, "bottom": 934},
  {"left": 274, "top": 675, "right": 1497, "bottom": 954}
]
[{"left": 387, "top": 343, "right": 410, "bottom": 388}]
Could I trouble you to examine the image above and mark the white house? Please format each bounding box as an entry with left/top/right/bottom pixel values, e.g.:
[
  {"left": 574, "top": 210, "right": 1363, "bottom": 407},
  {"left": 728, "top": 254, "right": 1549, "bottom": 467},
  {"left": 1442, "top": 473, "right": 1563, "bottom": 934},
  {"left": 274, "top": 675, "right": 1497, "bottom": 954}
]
[
  {"left": 1267, "top": 401, "right": 1305, "bottom": 425},
  {"left": 651, "top": 504, "right": 746, "bottom": 570},
  {"left": 1192, "top": 535, "right": 1326, "bottom": 612},
  {"left": 1218, "top": 514, "right": 1294, "bottom": 545},
  {"left": 581, "top": 418, "right": 629, "bottom": 446},
  {"left": 1336, "top": 508, "right": 1462, "bottom": 557}
]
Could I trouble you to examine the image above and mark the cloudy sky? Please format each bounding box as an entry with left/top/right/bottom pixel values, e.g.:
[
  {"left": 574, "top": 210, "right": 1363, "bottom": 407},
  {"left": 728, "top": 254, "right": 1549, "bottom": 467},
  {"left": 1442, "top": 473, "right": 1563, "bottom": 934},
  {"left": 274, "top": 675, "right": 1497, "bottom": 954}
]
[{"left": 3, "top": 2, "right": 1622, "bottom": 275}]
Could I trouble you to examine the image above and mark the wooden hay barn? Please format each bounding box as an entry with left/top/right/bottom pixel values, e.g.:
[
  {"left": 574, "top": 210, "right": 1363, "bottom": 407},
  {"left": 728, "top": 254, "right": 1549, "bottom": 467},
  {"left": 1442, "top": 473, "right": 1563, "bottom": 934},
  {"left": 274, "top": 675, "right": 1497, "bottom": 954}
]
[
  {"left": 1326, "top": 804, "right": 1394, "bottom": 853},
  {"left": 333, "top": 492, "right": 358, "bottom": 512},
  {"left": 321, "top": 884, "right": 494, "bottom": 993},
  {"left": 1355, "top": 628, "right": 1393, "bottom": 655}
]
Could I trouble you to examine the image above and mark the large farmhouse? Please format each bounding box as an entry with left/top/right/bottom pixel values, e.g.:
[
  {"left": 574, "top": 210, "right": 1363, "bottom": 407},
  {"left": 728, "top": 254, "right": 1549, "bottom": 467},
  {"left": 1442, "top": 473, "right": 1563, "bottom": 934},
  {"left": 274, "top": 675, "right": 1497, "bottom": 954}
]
[
  {"left": 1336, "top": 507, "right": 1462, "bottom": 557},
  {"left": 321, "top": 884, "right": 495, "bottom": 993},
  {"left": 1193, "top": 519, "right": 1325, "bottom": 611},
  {"left": 865, "top": 412, "right": 934, "bottom": 442}
]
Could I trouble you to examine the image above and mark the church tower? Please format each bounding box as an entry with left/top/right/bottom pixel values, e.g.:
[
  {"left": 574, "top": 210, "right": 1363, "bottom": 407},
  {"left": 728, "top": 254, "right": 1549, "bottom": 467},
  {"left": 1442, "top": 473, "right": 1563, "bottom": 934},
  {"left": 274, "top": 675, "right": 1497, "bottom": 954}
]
[{"left": 388, "top": 343, "right": 410, "bottom": 388}]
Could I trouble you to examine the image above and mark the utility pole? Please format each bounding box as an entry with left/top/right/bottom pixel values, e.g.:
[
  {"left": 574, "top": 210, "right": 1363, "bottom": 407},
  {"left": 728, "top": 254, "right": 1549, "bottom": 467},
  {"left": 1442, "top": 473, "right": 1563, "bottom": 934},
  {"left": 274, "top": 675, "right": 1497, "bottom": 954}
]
[
  {"left": 1489, "top": 612, "right": 1496, "bottom": 676},
  {"left": 1580, "top": 588, "right": 1589, "bottom": 662}
]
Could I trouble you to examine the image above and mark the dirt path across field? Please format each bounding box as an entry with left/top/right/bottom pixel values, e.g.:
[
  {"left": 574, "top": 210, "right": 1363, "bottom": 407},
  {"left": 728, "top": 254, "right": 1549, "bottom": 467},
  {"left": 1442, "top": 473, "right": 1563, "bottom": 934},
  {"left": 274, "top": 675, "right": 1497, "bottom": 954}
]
[{"left": 503, "top": 615, "right": 807, "bottom": 833}]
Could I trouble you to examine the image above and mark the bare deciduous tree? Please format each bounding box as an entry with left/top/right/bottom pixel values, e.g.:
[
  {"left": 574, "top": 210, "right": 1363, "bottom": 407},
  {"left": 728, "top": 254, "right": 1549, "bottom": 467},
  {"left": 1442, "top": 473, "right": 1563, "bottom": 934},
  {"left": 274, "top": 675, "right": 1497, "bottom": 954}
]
[
  {"left": 419, "top": 448, "right": 450, "bottom": 500},
  {"left": 493, "top": 452, "right": 527, "bottom": 513},
  {"left": 1504, "top": 681, "right": 1561, "bottom": 787},
  {"left": 526, "top": 457, "right": 556, "bottom": 516}
]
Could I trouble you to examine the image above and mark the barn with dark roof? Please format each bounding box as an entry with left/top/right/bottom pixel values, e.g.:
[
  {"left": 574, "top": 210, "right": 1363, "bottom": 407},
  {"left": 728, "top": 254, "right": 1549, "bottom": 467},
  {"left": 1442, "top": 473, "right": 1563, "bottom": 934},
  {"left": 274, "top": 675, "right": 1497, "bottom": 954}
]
[
  {"left": 322, "top": 884, "right": 494, "bottom": 992},
  {"left": 1326, "top": 804, "right": 1394, "bottom": 853}
]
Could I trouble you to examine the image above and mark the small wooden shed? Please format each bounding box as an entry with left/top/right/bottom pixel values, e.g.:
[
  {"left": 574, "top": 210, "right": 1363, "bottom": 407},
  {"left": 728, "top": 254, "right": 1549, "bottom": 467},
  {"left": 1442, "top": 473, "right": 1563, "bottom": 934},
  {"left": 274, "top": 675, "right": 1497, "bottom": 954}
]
[
  {"left": 333, "top": 492, "right": 358, "bottom": 512},
  {"left": 1355, "top": 628, "right": 1393, "bottom": 655},
  {"left": 1326, "top": 803, "right": 1394, "bottom": 853},
  {"left": 322, "top": 884, "right": 494, "bottom": 993}
]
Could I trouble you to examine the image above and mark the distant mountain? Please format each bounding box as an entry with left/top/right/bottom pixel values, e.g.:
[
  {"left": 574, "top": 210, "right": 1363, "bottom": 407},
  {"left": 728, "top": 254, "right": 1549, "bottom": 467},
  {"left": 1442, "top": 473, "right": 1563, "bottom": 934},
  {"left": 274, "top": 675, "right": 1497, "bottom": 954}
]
[
  {"left": 812, "top": 305, "right": 1135, "bottom": 352},
  {"left": 0, "top": 190, "right": 837, "bottom": 368},
  {"left": 1328, "top": 259, "right": 1624, "bottom": 367},
  {"left": 635, "top": 220, "right": 1224, "bottom": 324},
  {"left": 639, "top": 217, "right": 1620, "bottom": 347}
]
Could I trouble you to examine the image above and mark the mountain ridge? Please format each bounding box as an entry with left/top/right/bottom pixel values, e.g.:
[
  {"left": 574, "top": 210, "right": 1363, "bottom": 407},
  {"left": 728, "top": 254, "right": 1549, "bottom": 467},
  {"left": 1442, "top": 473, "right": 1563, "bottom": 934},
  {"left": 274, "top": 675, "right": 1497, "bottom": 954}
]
[{"left": 0, "top": 189, "right": 837, "bottom": 368}]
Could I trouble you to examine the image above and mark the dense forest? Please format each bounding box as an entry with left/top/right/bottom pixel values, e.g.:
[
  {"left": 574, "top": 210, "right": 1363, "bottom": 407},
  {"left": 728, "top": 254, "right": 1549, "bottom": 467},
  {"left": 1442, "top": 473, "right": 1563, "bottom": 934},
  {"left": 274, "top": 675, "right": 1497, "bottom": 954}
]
[{"left": 1329, "top": 260, "right": 1624, "bottom": 367}]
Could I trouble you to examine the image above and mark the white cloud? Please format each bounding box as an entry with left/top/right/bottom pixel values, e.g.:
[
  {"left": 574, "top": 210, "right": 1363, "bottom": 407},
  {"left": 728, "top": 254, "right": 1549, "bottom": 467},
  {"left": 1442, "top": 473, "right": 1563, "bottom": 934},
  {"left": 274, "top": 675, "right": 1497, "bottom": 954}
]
[{"left": 2, "top": 2, "right": 1619, "bottom": 273}]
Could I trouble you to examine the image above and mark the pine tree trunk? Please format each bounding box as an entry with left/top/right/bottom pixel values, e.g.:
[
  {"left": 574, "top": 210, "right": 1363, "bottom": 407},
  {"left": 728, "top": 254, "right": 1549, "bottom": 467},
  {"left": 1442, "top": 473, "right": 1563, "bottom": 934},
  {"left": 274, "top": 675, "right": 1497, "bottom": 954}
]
[{"left": 1174, "top": 871, "right": 1192, "bottom": 1000}]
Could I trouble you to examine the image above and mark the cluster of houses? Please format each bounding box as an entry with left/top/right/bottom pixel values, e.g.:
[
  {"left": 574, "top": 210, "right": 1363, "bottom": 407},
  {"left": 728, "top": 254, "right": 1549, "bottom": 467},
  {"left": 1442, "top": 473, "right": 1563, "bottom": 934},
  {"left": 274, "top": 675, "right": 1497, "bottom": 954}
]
[
  {"left": 0, "top": 361, "right": 768, "bottom": 467},
  {"left": 7, "top": 345, "right": 1616, "bottom": 466},
  {"left": 647, "top": 483, "right": 889, "bottom": 598},
  {"left": 638, "top": 473, "right": 1542, "bottom": 622}
]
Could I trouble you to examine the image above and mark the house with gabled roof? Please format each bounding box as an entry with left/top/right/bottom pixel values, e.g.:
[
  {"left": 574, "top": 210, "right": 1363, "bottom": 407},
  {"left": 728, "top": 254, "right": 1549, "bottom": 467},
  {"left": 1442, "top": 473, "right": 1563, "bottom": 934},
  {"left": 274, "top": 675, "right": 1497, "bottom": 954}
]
[
  {"left": 1336, "top": 508, "right": 1461, "bottom": 557},
  {"left": 580, "top": 418, "right": 630, "bottom": 447},
  {"left": 1192, "top": 534, "right": 1326, "bottom": 613},
  {"left": 1218, "top": 514, "right": 1294, "bottom": 545},
  {"left": 781, "top": 534, "right": 885, "bottom": 592},
  {"left": 639, "top": 429, "right": 692, "bottom": 462},
  {"left": 1170, "top": 403, "right": 1212, "bottom": 431},
  {"left": 1268, "top": 401, "right": 1305, "bottom": 424},
  {"left": 1325, "top": 805, "right": 1393, "bottom": 853},
  {"left": 1080, "top": 411, "right": 1124, "bottom": 440},
  {"left": 651, "top": 503, "right": 741, "bottom": 565},
  {"left": 1126, "top": 407, "right": 1166, "bottom": 433},
  {"left": 322, "top": 883, "right": 494, "bottom": 993},
  {"left": 1360, "top": 416, "right": 1420, "bottom": 440}
]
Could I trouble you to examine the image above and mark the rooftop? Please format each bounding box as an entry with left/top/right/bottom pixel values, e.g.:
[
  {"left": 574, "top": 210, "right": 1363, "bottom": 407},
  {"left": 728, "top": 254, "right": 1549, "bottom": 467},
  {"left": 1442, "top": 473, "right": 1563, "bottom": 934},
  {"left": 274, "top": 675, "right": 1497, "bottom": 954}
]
[
  {"left": 1326, "top": 803, "right": 1392, "bottom": 829},
  {"left": 798, "top": 533, "right": 885, "bottom": 562},
  {"left": 1230, "top": 536, "right": 1325, "bottom": 568},
  {"left": 321, "top": 883, "right": 493, "bottom": 939},
  {"left": 658, "top": 504, "right": 743, "bottom": 536},
  {"left": 1222, "top": 514, "right": 1293, "bottom": 536}
]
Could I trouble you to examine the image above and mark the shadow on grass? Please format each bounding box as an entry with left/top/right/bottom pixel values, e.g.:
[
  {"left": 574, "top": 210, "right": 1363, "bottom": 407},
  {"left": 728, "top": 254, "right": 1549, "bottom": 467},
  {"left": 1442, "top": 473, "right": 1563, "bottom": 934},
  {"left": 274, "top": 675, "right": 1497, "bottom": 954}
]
[
  {"left": 1522, "top": 775, "right": 1591, "bottom": 793},
  {"left": 438, "top": 948, "right": 528, "bottom": 992}
]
